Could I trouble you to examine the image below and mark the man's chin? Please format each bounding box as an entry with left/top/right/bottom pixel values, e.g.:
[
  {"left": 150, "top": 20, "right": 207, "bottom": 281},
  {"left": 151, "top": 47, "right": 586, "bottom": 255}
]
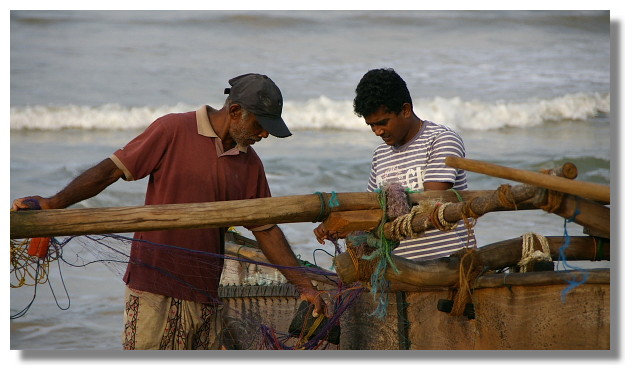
[{"left": 239, "top": 139, "right": 258, "bottom": 147}]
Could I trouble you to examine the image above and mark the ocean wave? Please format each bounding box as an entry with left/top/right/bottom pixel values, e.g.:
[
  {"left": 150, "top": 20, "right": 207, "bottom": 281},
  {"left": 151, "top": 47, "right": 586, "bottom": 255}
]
[{"left": 10, "top": 92, "right": 609, "bottom": 132}]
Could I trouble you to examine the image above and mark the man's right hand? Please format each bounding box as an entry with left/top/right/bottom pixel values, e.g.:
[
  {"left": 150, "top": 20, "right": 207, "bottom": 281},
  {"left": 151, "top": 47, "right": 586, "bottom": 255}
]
[
  {"left": 313, "top": 223, "right": 350, "bottom": 245},
  {"left": 11, "top": 196, "right": 51, "bottom": 211}
]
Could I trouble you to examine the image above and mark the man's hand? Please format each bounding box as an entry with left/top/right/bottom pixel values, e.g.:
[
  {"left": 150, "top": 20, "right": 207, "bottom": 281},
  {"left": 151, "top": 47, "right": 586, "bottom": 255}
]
[
  {"left": 299, "top": 288, "right": 329, "bottom": 318},
  {"left": 11, "top": 196, "right": 52, "bottom": 211},
  {"left": 313, "top": 223, "right": 350, "bottom": 245},
  {"left": 11, "top": 158, "right": 124, "bottom": 212},
  {"left": 253, "top": 225, "right": 331, "bottom": 318}
]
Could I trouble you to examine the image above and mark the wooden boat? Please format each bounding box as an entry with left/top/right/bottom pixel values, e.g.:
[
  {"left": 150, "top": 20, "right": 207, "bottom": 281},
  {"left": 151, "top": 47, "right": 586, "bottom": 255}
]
[
  {"left": 220, "top": 231, "right": 609, "bottom": 350},
  {"left": 10, "top": 157, "right": 611, "bottom": 350},
  {"left": 219, "top": 158, "right": 610, "bottom": 350}
]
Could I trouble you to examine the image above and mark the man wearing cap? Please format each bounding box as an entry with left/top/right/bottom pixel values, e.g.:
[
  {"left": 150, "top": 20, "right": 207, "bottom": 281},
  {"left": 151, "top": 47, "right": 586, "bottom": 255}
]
[{"left": 11, "top": 73, "right": 325, "bottom": 350}]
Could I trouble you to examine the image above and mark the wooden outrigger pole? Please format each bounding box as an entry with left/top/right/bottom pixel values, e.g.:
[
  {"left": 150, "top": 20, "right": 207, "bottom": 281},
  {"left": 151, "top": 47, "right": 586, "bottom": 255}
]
[
  {"left": 11, "top": 158, "right": 610, "bottom": 241},
  {"left": 445, "top": 156, "right": 610, "bottom": 204},
  {"left": 9, "top": 190, "right": 511, "bottom": 239}
]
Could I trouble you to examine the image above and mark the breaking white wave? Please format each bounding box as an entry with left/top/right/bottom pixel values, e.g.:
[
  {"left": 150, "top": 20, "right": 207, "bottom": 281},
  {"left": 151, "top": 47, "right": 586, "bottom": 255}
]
[{"left": 10, "top": 92, "right": 609, "bottom": 132}]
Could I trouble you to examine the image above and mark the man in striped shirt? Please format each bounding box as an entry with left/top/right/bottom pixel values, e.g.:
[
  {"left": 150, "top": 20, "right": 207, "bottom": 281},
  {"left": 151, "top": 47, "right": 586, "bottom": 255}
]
[{"left": 315, "top": 68, "right": 475, "bottom": 261}]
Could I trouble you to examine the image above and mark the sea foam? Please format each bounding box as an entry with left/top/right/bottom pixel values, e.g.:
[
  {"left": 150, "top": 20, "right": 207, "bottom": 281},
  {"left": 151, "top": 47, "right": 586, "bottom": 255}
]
[{"left": 10, "top": 92, "right": 609, "bottom": 132}]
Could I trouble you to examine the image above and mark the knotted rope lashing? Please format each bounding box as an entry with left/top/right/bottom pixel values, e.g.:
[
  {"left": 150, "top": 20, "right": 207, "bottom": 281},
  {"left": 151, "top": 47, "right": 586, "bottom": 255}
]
[
  {"left": 518, "top": 232, "right": 552, "bottom": 273},
  {"left": 538, "top": 189, "right": 565, "bottom": 213},
  {"left": 531, "top": 166, "right": 569, "bottom": 213},
  {"left": 312, "top": 191, "right": 340, "bottom": 222},
  {"left": 364, "top": 184, "right": 404, "bottom": 318},
  {"left": 538, "top": 167, "right": 568, "bottom": 213},
  {"left": 449, "top": 248, "right": 484, "bottom": 316},
  {"left": 496, "top": 184, "right": 518, "bottom": 210},
  {"left": 346, "top": 234, "right": 381, "bottom": 282},
  {"left": 345, "top": 183, "right": 408, "bottom": 318},
  {"left": 430, "top": 202, "right": 460, "bottom": 231},
  {"left": 388, "top": 199, "right": 440, "bottom": 240}
]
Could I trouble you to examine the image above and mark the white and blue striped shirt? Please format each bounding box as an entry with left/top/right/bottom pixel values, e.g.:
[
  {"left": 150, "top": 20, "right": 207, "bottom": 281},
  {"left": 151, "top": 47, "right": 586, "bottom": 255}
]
[{"left": 367, "top": 120, "right": 475, "bottom": 261}]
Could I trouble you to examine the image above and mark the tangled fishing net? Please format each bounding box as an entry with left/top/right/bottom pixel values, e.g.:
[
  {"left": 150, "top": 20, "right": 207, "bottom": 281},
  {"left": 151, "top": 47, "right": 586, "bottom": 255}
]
[{"left": 10, "top": 230, "right": 366, "bottom": 350}]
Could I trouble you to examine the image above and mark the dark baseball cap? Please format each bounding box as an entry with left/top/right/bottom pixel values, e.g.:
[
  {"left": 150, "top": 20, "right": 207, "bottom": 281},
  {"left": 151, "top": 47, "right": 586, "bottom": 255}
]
[{"left": 224, "top": 73, "right": 292, "bottom": 138}]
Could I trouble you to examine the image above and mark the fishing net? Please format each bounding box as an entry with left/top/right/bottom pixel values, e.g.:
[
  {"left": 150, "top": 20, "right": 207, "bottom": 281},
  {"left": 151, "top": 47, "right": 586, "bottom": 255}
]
[{"left": 10, "top": 229, "right": 366, "bottom": 350}]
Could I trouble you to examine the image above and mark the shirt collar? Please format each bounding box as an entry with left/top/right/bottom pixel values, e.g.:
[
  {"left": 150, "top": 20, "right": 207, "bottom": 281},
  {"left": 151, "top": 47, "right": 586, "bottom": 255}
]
[{"left": 196, "top": 105, "right": 248, "bottom": 153}]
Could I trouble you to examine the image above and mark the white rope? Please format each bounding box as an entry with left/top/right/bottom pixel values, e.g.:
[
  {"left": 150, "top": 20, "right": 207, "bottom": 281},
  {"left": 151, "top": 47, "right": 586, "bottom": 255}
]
[
  {"left": 518, "top": 232, "right": 552, "bottom": 272},
  {"left": 437, "top": 202, "right": 459, "bottom": 231}
]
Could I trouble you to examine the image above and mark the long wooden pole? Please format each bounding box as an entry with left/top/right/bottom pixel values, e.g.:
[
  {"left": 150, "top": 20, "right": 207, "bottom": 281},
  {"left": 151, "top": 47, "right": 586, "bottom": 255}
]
[
  {"left": 445, "top": 156, "right": 610, "bottom": 204},
  {"left": 382, "top": 184, "right": 610, "bottom": 240},
  {"left": 10, "top": 190, "right": 499, "bottom": 239},
  {"left": 334, "top": 236, "right": 610, "bottom": 289}
]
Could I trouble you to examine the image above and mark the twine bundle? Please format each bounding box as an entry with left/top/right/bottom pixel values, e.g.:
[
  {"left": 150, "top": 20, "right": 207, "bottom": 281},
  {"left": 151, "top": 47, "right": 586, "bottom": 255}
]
[{"left": 518, "top": 232, "right": 552, "bottom": 273}]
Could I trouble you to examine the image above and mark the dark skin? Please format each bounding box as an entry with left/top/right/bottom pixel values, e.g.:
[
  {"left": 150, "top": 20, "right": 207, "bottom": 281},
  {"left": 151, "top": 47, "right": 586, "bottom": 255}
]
[
  {"left": 13, "top": 103, "right": 327, "bottom": 316},
  {"left": 313, "top": 103, "right": 452, "bottom": 244}
]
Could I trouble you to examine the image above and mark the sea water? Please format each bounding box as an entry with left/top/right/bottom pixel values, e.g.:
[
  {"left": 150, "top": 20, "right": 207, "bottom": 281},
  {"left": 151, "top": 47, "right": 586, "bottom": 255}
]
[{"left": 9, "top": 10, "right": 611, "bottom": 350}]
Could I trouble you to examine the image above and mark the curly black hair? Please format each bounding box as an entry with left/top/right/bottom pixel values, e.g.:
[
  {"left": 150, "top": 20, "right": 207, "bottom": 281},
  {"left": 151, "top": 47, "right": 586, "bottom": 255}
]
[{"left": 353, "top": 68, "right": 412, "bottom": 117}]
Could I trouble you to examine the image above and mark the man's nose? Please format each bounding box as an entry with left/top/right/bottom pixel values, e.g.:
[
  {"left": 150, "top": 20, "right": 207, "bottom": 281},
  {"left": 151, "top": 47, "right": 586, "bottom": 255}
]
[
  {"left": 259, "top": 129, "right": 269, "bottom": 138},
  {"left": 371, "top": 125, "right": 383, "bottom": 136}
]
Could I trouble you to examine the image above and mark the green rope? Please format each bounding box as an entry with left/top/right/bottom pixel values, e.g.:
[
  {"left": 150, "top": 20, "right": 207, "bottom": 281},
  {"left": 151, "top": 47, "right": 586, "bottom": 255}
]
[
  {"left": 360, "top": 186, "right": 401, "bottom": 318},
  {"left": 312, "top": 191, "right": 340, "bottom": 223},
  {"left": 328, "top": 191, "right": 340, "bottom": 208},
  {"left": 449, "top": 188, "right": 464, "bottom": 202}
]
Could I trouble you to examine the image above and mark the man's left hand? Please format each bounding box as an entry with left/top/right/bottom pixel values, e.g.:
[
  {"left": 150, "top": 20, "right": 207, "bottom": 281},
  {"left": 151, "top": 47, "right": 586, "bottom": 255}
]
[{"left": 299, "top": 288, "right": 330, "bottom": 318}]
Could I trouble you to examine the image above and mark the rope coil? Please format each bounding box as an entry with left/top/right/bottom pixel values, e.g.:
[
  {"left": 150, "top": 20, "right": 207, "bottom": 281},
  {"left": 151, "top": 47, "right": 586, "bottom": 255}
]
[{"left": 518, "top": 232, "right": 552, "bottom": 272}]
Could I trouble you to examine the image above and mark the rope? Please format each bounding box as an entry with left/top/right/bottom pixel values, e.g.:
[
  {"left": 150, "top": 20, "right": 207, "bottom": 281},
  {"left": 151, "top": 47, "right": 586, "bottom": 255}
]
[
  {"left": 343, "top": 184, "right": 405, "bottom": 319},
  {"left": 430, "top": 202, "right": 459, "bottom": 231},
  {"left": 537, "top": 167, "right": 567, "bottom": 213},
  {"left": 518, "top": 232, "right": 552, "bottom": 272},
  {"left": 496, "top": 184, "right": 517, "bottom": 210},
  {"left": 346, "top": 236, "right": 380, "bottom": 281},
  {"left": 312, "top": 191, "right": 340, "bottom": 222},
  {"left": 312, "top": 192, "right": 327, "bottom": 222},
  {"left": 557, "top": 204, "right": 589, "bottom": 302},
  {"left": 448, "top": 188, "right": 464, "bottom": 202},
  {"left": 460, "top": 198, "right": 481, "bottom": 221},
  {"left": 328, "top": 191, "right": 340, "bottom": 208},
  {"left": 10, "top": 239, "right": 49, "bottom": 288},
  {"left": 449, "top": 248, "right": 483, "bottom": 316},
  {"left": 388, "top": 199, "right": 441, "bottom": 240},
  {"left": 539, "top": 189, "right": 565, "bottom": 213}
]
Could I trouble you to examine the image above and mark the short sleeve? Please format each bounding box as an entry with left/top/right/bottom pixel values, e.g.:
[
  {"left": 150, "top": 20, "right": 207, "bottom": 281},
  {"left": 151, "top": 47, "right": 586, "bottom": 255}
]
[
  {"left": 423, "top": 130, "right": 466, "bottom": 183},
  {"left": 112, "top": 115, "right": 174, "bottom": 181}
]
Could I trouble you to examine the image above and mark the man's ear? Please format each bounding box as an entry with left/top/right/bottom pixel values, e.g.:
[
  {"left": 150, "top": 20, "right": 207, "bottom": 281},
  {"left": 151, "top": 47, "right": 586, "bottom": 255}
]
[
  {"left": 228, "top": 103, "right": 243, "bottom": 119},
  {"left": 401, "top": 103, "right": 413, "bottom": 118}
]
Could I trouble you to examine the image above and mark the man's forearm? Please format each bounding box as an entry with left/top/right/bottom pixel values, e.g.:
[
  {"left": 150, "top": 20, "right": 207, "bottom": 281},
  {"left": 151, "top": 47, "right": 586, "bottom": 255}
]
[
  {"left": 253, "top": 225, "right": 316, "bottom": 292},
  {"left": 48, "top": 158, "right": 124, "bottom": 209}
]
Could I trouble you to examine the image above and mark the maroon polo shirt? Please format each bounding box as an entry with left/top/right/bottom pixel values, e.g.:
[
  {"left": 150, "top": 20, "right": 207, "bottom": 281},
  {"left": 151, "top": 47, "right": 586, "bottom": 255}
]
[{"left": 110, "top": 106, "right": 272, "bottom": 303}]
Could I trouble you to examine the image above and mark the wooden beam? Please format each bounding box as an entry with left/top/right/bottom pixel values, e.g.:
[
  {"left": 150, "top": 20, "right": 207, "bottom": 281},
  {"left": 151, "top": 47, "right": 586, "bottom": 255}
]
[
  {"left": 445, "top": 156, "right": 610, "bottom": 204},
  {"left": 9, "top": 190, "right": 506, "bottom": 239},
  {"left": 382, "top": 184, "right": 610, "bottom": 241},
  {"left": 321, "top": 210, "right": 384, "bottom": 233},
  {"left": 382, "top": 184, "right": 540, "bottom": 241},
  {"left": 474, "top": 268, "right": 610, "bottom": 289},
  {"left": 334, "top": 236, "right": 609, "bottom": 288},
  {"left": 552, "top": 195, "right": 611, "bottom": 237}
]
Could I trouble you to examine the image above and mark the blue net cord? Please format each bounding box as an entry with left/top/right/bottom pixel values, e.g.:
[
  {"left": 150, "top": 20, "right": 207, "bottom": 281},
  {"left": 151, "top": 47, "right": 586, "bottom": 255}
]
[{"left": 557, "top": 206, "right": 590, "bottom": 302}]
